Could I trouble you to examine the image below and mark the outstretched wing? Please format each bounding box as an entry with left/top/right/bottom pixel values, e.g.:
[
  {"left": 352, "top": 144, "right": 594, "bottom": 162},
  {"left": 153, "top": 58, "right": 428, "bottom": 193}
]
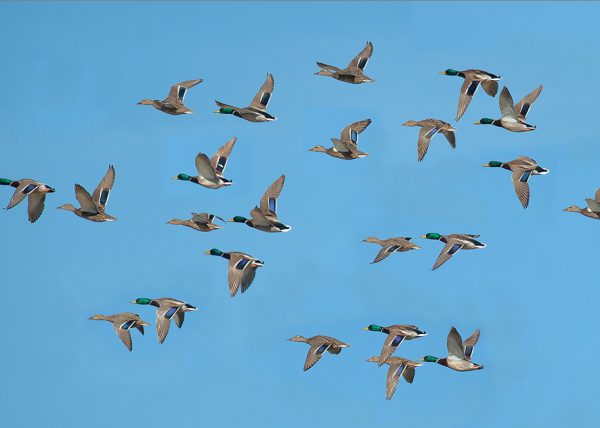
[
  {"left": 27, "top": 193, "right": 46, "bottom": 223},
  {"left": 75, "top": 184, "right": 99, "bottom": 214},
  {"left": 447, "top": 327, "right": 467, "bottom": 360},
  {"left": 249, "top": 73, "right": 274, "bottom": 111},
  {"left": 195, "top": 153, "right": 218, "bottom": 181},
  {"left": 92, "top": 165, "right": 115, "bottom": 211},
  {"left": 499, "top": 86, "right": 518, "bottom": 120},
  {"left": 340, "top": 119, "right": 372, "bottom": 145},
  {"left": 417, "top": 126, "right": 441, "bottom": 161},
  {"left": 259, "top": 175, "right": 285, "bottom": 217},
  {"left": 210, "top": 137, "right": 236, "bottom": 176},
  {"left": 463, "top": 329, "right": 480, "bottom": 360},
  {"left": 511, "top": 168, "right": 532, "bottom": 209},
  {"left": 156, "top": 305, "right": 180, "bottom": 344},
  {"left": 346, "top": 41, "right": 373, "bottom": 71},
  {"left": 166, "top": 79, "right": 202, "bottom": 103},
  {"left": 378, "top": 333, "right": 405, "bottom": 366},
  {"left": 385, "top": 363, "right": 407, "bottom": 400},
  {"left": 432, "top": 241, "right": 463, "bottom": 270},
  {"left": 456, "top": 78, "right": 479, "bottom": 121},
  {"left": 173, "top": 311, "right": 185, "bottom": 329},
  {"left": 515, "top": 85, "right": 543, "bottom": 121},
  {"left": 228, "top": 257, "right": 257, "bottom": 297},
  {"left": 371, "top": 245, "right": 400, "bottom": 264},
  {"left": 7, "top": 180, "right": 38, "bottom": 209},
  {"left": 304, "top": 342, "right": 331, "bottom": 371}
]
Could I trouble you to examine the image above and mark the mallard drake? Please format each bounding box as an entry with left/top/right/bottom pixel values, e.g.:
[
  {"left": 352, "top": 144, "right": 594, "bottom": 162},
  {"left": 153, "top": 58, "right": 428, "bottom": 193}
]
[
  {"left": 315, "top": 42, "right": 374, "bottom": 84},
  {"left": 214, "top": 74, "right": 276, "bottom": 122},
  {"left": 204, "top": 249, "right": 264, "bottom": 297},
  {"left": 362, "top": 324, "right": 427, "bottom": 366},
  {"left": 420, "top": 233, "right": 486, "bottom": 270},
  {"left": 402, "top": 119, "right": 456, "bottom": 161},
  {"left": 309, "top": 119, "right": 371, "bottom": 160},
  {"left": 57, "top": 165, "right": 116, "bottom": 222},
  {"left": 483, "top": 156, "right": 549, "bottom": 208},
  {"left": 564, "top": 188, "right": 600, "bottom": 220},
  {"left": 130, "top": 297, "right": 197, "bottom": 344},
  {"left": 288, "top": 335, "right": 350, "bottom": 371},
  {"left": 366, "top": 356, "right": 422, "bottom": 400},
  {"left": 167, "top": 213, "right": 225, "bottom": 232},
  {"left": 362, "top": 237, "right": 421, "bottom": 264},
  {"left": 475, "top": 85, "right": 542, "bottom": 132},
  {"left": 228, "top": 175, "right": 291, "bottom": 232},
  {"left": 439, "top": 69, "right": 501, "bottom": 121},
  {"left": 89, "top": 312, "right": 149, "bottom": 351},
  {"left": 137, "top": 79, "right": 202, "bottom": 115},
  {"left": 172, "top": 137, "right": 236, "bottom": 189},
  {"left": 421, "top": 327, "right": 483, "bottom": 371},
  {"left": 0, "top": 178, "right": 55, "bottom": 223}
]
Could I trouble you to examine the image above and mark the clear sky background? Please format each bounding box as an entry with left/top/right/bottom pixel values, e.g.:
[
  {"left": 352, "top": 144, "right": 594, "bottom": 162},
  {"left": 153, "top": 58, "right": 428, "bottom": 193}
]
[{"left": 1, "top": 1, "right": 599, "bottom": 427}]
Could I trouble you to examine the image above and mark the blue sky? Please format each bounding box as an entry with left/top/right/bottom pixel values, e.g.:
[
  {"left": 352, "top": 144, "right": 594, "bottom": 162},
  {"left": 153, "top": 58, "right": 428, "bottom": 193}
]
[{"left": 1, "top": 1, "right": 598, "bottom": 427}]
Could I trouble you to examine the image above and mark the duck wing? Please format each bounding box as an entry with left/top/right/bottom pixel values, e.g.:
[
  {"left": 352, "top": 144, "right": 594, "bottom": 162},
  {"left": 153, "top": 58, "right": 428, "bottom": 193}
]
[
  {"left": 6, "top": 179, "right": 39, "bottom": 209},
  {"left": 166, "top": 79, "right": 202, "bottom": 103},
  {"left": 75, "top": 184, "right": 99, "bottom": 214},
  {"left": 346, "top": 41, "right": 373, "bottom": 71},
  {"left": 27, "top": 192, "right": 46, "bottom": 223},
  {"left": 340, "top": 119, "right": 371, "bottom": 145},
  {"left": 511, "top": 168, "right": 532, "bottom": 209},
  {"left": 463, "top": 329, "right": 480, "bottom": 360},
  {"left": 456, "top": 78, "right": 480, "bottom": 121},
  {"left": 259, "top": 175, "right": 285, "bottom": 217},
  {"left": 304, "top": 340, "right": 331, "bottom": 371},
  {"left": 431, "top": 240, "right": 463, "bottom": 270},
  {"left": 447, "top": 327, "right": 467, "bottom": 360},
  {"left": 92, "top": 165, "right": 115, "bottom": 211},
  {"left": 210, "top": 137, "right": 236, "bottom": 176},
  {"left": 515, "top": 85, "right": 542, "bottom": 121},
  {"left": 417, "top": 126, "right": 441, "bottom": 161},
  {"left": 499, "top": 86, "right": 518, "bottom": 120},
  {"left": 249, "top": 73, "right": 274, "bottom": 112},
  {"left": 195, "top": 153, "right": 218, "bottom": 181}
]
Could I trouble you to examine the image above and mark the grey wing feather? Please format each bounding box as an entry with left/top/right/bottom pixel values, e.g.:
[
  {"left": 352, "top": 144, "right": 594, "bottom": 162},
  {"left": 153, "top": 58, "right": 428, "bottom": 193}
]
[
  {"left": 347, "top": 41, "right": 373, "bottom": 70},
  {"left": 586, "top": 198, "right": 600, "bottom": 213},
  {"left": 167, "top": 79, "right": 202, "bottom": 102},
  {"left": 195, "top": 153, "right": 218, "bottom": 181},
  {"left": 250, "top": 73, "right": 274, "bottom": 111},
  {"left": 92, "top": 165, "right": 115, "bottom": 210},
  {"left": 481, "top": 79, "right": 499, "bottom": 97},
  {"left": 259, "top": 175, "right": 285, "bottom": 216},
  {"left": 173, "top": 311, "right": 185, "bottom": 328},
  {"left": 511, "top": 169, "right": 531, "bottom": 209},
  {"left": 499, "top": 86, "right": 518, "bottom": 119},
  {"left": 210, "top": 137, "right": 236, "bottom": 175},
  {"left": 385, "top": 364, "right": 404, "bottom": 400},
  {"left": 463, "top": 329, "right": 480, "bottom": 360},
  {"left": 456, "top": 78, "right": 479, "bottom": 121},
  {"left": 447, "top": 327, "right": 467, "bottom": 359},
  {"left": 432, "top": 241, "right": 462, "bottom": 270},
  {"left": 402, "top": 366, "right": 416, "bottom": 384},
  {"left": 378, "top": 332, "right": 404, "bottom": 365},
  {"left": 340, "top": 119, "right": 372, "bottom": 143},
  {"left": 417, "top": 126, "right": 439, "bottom": 161},
  {"left": 515, "top": 85, "right": 542, "bottom": 121},
  {"left": 371, "top": 245, "right": 398, "bottom": 264},
  {"left": 304, "top": 341, "right": 330, "bottom": 371},
  {"left": 7, "top": 180, "right": 37, "bottom": 209},
  {"left": 75, "top": 184, "right": 99, "bottom": 214},
  {"left": 27, "top": 193, "right": 46, "bottom": 223},
  {"left": 441, "top": 130, "right": 456, "bottom": 148},
  {"left": 595, "top": 188, "right": 600, "bottom": 202},
  {"left": 114, "top": 326, "right": 133, "bottom": 351}
]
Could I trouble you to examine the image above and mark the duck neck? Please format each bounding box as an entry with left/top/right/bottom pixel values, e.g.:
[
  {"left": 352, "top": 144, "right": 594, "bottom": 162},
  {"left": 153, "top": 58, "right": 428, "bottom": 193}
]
[{"left": 0, "top": 178, "right": 17, "bottom": 187}]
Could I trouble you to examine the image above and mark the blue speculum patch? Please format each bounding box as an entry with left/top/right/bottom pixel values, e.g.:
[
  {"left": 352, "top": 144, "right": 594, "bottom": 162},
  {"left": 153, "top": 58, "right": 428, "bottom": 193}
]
[
  {"left": 269, "top": 198, "right": 276, "bottom": 214},
  {"left": 357, "top": 57, "right": 368, "bottom": 69},
  {"left": 236, "top": 259, "right": 250, "bottom": 270},
  {"left": 391, "top": 335, "right": 404, "bottom": 347},
  {"left": 351, "top": 130, "right": 358, "bottom": 143},
  {"left": 23, "top": 184, "right": 37, "bottom": 194},
  {"left": 316, "top": 344, "right": 328, "bottom": 355},
  {"left": 448, "top": 244, "right": 462, "bottom": 255},
  {"left": 178, "top": 87, "right": 186, "bottom": 100},
  {"left": 387, "top": 245, "right": 400, "bottom": 253},
  {"left": 467, "top": 81, "right": 479, "bottom": 96},
  {"left": 260, "top": 92, "right": 270, "bottom": 107},
  {"left": 165, "top": 307, "right": 178, "bottom": 319},
  {"left": 120, "top": 320, "right": 135, "bottom": 330},
  {"left": 520, "top": 171, "right": 532, "bottom": 182},
  {"left": 100, "top": 190, "right": 109, "bottom": 205}
]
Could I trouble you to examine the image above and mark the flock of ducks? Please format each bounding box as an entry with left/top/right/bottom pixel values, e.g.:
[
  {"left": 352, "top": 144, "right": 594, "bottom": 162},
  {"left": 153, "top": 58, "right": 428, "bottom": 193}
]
[{"left": 3, "top": 41, "right": 599, "bottom": 401}]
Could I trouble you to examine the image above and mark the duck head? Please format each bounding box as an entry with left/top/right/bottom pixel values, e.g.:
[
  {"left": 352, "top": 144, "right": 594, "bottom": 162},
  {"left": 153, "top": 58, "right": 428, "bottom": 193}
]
[{"left": 420, "top": 233, "right": 442, "bottom": 240}]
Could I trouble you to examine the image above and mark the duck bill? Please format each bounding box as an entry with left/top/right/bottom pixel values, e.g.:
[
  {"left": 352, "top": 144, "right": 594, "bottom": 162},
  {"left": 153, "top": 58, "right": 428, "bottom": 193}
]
[
  {"left": 438, "top": 71, "right": 447, "bottom": 75},
  {"left": 419, "top": 235, "right": 427, "bottom": 238},
  {"left": 474, "top": 121, "right": 483, "bottom": 125},
  {"left": 203, "top": 250, "right": 211, "bottom": 255}
]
